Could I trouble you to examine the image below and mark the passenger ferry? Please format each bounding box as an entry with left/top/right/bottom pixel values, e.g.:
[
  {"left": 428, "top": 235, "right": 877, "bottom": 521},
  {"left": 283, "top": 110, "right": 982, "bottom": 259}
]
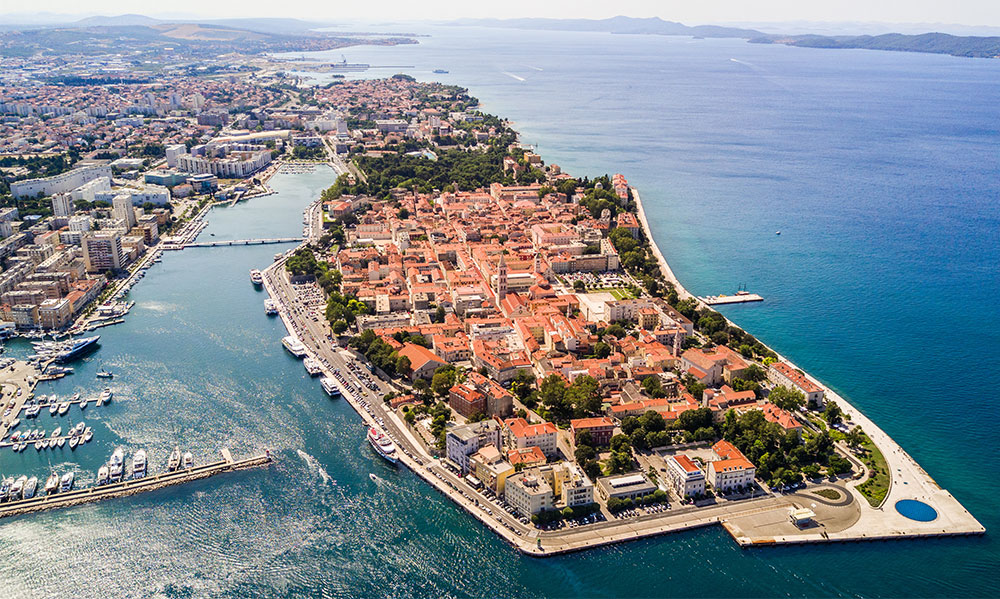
[
  {"left": 264, "top": 299, "right": 279, "bottom": 316},
  {"left": 367, "top": 427, "right": 398, "bottom": 465},
  {"left": 249, "top": 269, "right": 264, "bottom": 285},
  {"left": 303, "top": 357, "right": 323, "bottom": 376},
  {"left": 281, "top": 335, "right": 308, "bottom": 358},
  {"left": 320, "top": 376, "right": 340, "bottom": 397}
]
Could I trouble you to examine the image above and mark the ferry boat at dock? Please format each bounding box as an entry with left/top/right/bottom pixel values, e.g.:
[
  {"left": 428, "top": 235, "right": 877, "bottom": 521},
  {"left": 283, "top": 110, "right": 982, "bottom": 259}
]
[
  {"left": 320, "top": 376, "right": 340, "bottom": 397},
  {"left": 264, "top": 299, "right": 279, "bottom": 316},
  {"left": 250, "top": 269, "right": 264, "bottom": 285},
  {"left": 282, "top": 335, "right": 308, "bottom": 358},
  {"left": 367, "top": 427, "right": 398, "bottom": 465},
  {"left": 303, "top": 357, "right": 323, "bottom": 376}
]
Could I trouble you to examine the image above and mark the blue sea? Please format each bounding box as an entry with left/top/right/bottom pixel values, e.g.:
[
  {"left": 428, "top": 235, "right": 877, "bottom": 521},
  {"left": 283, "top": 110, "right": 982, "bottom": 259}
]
[{"left": 0, "top": 26, "right": 997, "bottom": 598}]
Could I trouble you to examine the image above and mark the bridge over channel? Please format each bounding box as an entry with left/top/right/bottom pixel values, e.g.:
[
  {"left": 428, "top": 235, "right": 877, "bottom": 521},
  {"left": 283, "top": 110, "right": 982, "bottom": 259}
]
[{"left": 181, "top": 237, "right": 301, "bottom": 248}]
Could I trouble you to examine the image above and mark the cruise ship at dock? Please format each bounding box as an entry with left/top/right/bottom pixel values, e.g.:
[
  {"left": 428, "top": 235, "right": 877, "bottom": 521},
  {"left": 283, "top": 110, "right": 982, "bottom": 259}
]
[{"left": 367, "top": 427, "right": 398, "bottom": 464}]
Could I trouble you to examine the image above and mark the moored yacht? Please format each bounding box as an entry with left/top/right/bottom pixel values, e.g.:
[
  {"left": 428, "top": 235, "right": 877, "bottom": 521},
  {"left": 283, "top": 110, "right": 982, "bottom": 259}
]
[
  {"left": 98, "top": 388, "right": 112, "bottom": 406},
  {"left": 44, "top": 472, "right": 59, "bottom": 495},
  {"left": 167, "top": 447, "right": 181, "bottom": 472},
  {"left": 264, "top": 299, "right": 279, "bottom": 315},
  {"left": 97, "top": 464, "right": 110, "bottom": 485},
  {"left": 0, "top": 477, "right": 12, "bottom": 501},
  {"left": 10, "top": 476, "right": 26, "bottom": 501},
  {"left": 182, "top": 451, "right": 194, "bottom": 469},
  {"left": 57, "top": 402, "right": 70, "bottom": 416},
  {"left": 23, "top": 476, "right": 37, "bottom": 499},
  {"left": 109, "top": 448, "right": 125, "bottom": 481},
  {"left": 59, "top": 472, "right": 74, "bottom": 492},
  {"left": 132, "top": 449, "right": 147, "bottom": 478}
]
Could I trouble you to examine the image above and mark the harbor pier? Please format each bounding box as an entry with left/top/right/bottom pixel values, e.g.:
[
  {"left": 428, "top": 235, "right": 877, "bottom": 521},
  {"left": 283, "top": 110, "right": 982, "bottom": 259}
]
[{"left": 0, "top": 452, "right": 272, "bottom": 520}]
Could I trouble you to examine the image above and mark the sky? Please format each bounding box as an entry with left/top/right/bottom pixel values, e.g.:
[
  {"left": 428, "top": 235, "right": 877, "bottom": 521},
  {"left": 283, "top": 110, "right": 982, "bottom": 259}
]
[{"left": 4, "top": 0, "right": 1000, "bottom": 28}]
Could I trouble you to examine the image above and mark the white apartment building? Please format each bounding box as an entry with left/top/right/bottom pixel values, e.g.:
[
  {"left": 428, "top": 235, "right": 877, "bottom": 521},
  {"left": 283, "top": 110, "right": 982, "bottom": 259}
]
[
  {"left": 666, "top": 455, "right": 706, "bottom": 499},
  {"left": 11, "top": 165, "right": 112, "bottom": 199},
  {"left": 444, "top": 420, "right": 501, "bottom": 473},
  {"left": 82, "top": 232, "right": 123, "bottom": 273},
  {"left": 505, "top": 472, "right": 554, "bottom": 516}
]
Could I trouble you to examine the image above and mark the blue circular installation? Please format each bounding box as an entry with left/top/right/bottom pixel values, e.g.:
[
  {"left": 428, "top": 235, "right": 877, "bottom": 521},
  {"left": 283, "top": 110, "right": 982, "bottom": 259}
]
[{"left": 895, "top": 499, "right": 938, "bottom": 522}]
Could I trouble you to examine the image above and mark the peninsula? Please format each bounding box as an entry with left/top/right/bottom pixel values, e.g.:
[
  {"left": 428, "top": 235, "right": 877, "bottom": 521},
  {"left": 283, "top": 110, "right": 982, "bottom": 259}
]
[{"left": 254, "top": 77, "right": 983, "bottom": 554}]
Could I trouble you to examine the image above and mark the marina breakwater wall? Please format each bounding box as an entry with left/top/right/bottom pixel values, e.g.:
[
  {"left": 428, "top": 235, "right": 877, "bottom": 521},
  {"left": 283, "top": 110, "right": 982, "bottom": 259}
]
[{"left": 0, "top": 453, "right": 271, "bottom": 520}]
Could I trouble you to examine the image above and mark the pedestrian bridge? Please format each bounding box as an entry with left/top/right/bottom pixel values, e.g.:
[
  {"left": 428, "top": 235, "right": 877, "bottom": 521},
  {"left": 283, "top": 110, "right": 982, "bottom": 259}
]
[{"left": 183, "top": 237, "right": 301, "bottom": 248}]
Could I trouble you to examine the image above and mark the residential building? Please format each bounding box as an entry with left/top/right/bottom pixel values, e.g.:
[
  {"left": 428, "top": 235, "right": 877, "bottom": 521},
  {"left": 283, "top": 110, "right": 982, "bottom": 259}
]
[
  {"left": 11, "top": 165, "right": 112, "bottom": 199},
  {"left": 505, "top": 471, "right": 554, "bottom": 516},
  {"left": 768, "top": 362, "right": 826, "bottom": 408},
  {"left": 502, "top": 417, "right": 559, "bottom": 459},
  {"left": 666, "top": 455, "right": 706, "bottom": 498},
  {"left": 81, "top": 232, "right": 122, "bottom": 273},
  {"left": 444, "top": 420, "right": 501, "bottom": 473},
  {"left": 707, "top": 440, "right": 756, "bottom": 493},
  {"left": 570, "top": 416, "right": 616, "bottom": 447},
  {"left": 51, "top": 193, "right": 73, "bottom": 218},
  {"left": 469, "top": 445, "right": 515, "bottom": 495},
  {"left": 397, "top": 342, "right": 447, "bottom": 381}
]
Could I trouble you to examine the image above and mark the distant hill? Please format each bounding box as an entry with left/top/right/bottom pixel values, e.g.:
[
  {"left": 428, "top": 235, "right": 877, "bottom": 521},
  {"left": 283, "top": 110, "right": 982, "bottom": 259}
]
[
  {"left": 455, "top": 16, "right": 1000, "bottom": 59},
  {"left": 752, "top": 32, "right": 1000, "bottom": 58},
  {"left": 72, "top": 13, "right": 161, "bottom": 27},
  {"left": 454, "top": 16, "right": 763, "bottom": 39}
]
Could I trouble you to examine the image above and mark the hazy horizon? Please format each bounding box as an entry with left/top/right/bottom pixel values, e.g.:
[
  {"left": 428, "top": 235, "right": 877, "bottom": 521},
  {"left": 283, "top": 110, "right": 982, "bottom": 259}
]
[{"left": 2, "top": 2, "right": 1000, "bottom": 34}]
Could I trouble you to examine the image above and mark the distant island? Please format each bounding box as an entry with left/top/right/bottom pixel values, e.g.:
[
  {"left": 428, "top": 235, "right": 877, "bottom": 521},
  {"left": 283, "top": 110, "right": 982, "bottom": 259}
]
[{"left": 454, "top": 16, "right": 1000, "bottom": 59}]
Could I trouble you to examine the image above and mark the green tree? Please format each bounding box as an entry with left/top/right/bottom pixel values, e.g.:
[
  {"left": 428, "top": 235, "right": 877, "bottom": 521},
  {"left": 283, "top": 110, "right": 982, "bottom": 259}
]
[
  {"left": 769, "top": 385, "right": 805, "bottom": 411},
  {"left": 824, "top": 402, "right": 844, "bottom": 425}
]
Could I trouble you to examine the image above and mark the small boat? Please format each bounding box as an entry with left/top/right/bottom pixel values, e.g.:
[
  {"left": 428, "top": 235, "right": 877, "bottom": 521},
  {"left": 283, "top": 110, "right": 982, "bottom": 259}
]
[
  {"left": 264, "top": 299, "right": 279, "bottom": 316},
  {"left": 25, "top": 405, "right": 39, "bottom": 418},
  {"left": 79, "top": 398, "right": 87, "bottom": 410},
  {"left": 23, "top": 476, "right": 37, "bottom": 499},
  {"left": 71, "top": 392, "right": 80, "bottom": 402},
  {"left": 55, "top": 437, "right": 65, "bottom": 448},
  {"left": 167, "top": 447, "right": 181, "bottom": 472},
  {"left": 98, "top": 388, "right": 112, "bottom": 405},
  {"left": 97, "top": 465, "right": 110, "bottom": 485},
  {"left": 182, "top": 451, "right": 193, "bottom": 469},
  {"left": 69, "top": 436, "right": 79, "bottom": 450},
  {"left": 48, "top": 403, "right": 58, "bottom": 416},
  {"left": 369, "top": 473, "right": 379, "bottom": 482},
  {"left": 775, "top": 231, "right": 781, "bottom": 235},
  {"left": 96, "top": 370, "right": 113, "bottom": 379},
  {"left": 83, "top": 428, "right": 93, "bottom": 443},
  {"left": 0, "top": 477, "right": 13, "bottom": 501},
  {"left": 59, "top": 472, "right": 74, "bottom": 492},
  {"left": 58, "top": 402, "right": 70, "bottom": 416},
  {"left": 433, "top": 69, "right": 449, "bottom": 74},
  {"left": 74, "top": 422, "right": 85, "bottom": 436},
  {"left": 132, "top": 449, "right": 147, "bottom": 478},
  {"left": 51, "top": 427, "right": 62, "bottom": 438},
  {"left": 34, "top": 440, "right": 43, "bottom": 451},
  {"left": 44, "top": 472, "right": 59, "bottom": 495}
]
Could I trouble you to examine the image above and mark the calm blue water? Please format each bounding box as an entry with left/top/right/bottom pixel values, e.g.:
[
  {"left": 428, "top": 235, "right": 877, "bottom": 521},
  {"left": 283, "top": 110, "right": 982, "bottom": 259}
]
[{"left": 0, "top": 27, "right": 995, "bottom": 598}]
